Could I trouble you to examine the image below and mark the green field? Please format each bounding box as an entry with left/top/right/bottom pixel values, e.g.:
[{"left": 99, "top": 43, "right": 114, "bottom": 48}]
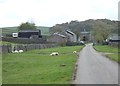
[
  {"left": 3, "top": 46, "right": 83, "bottom": 84},
  {"left": 0, "top": 41, "right": 16, "bottom": 45},
  {"left": 94, "top": 45, "right": 119, "bottom": 63},
  {"left": 2, "top": 27, "right": 18, "bottom": 35},
  {"left": 0, "top": 26, "right": 50, "bottom": 36},
  {"left": 36, "top": 26, "right": 50, "bottom": 36}
]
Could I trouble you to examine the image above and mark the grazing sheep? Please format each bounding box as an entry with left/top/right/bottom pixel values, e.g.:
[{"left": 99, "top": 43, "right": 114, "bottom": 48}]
[
  {"left": 50, "top": 52, "right": 59, "bottom": 56},
  {"left": 73, "top": 51, "right": 77, "bottom": 53},
  {"left": 12, "top": 50, "right": 19, "bottom": 53},
  {"left": 19, "top": 50, "right": 23, "bottom": 53},
  {"left": 12, "top": 51, "right": 15, "bottom": 53},
  {"left": 14, "top": 50, "right": 19, "bottom": 53}
]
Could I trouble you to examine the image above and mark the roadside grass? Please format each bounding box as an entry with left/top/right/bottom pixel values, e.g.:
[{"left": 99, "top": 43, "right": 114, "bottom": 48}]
[
  {"left": 106, "top": 53, "right": 119, "bottom": 63},
  {"left": 93, "top": 45, "right": 118, "bottom": 53},
  {"left": 93, "top": 45, "right": 119, "bottom": 63},
  {"left": 3, "top": 46, "right": 83, "bottom": 84}
]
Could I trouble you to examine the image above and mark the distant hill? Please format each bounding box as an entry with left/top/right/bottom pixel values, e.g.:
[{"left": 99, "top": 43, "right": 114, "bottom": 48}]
[
  {"left": 50, "top": 19, "right": 118, "bottom": 35},
  {"left": 36, "top": 26, "right": 50, "bottom": 35},
  {"left": 1, "top": 19, "right": 118, "bottom": 37},
  {"left": 0, "top": 26, "right": 51, "bottom": 36}
]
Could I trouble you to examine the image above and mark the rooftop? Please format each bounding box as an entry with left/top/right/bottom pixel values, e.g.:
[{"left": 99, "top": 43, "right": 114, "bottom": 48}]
[
  {"left": 66, "top": 30, "right": 75, "bottom": 36},
  {"left": 53, "top": 32, "right": 66, "bottom": 38}
]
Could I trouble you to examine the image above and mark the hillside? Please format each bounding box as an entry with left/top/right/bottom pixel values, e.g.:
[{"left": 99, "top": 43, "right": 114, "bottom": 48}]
[
  {"left": 0, "top": 19, "right": 118, "bottom": 37},
  {"left": 0, "top": 26, "right": 50, "bottom": 36},
  {"left": 36, "top": 26, "right": 50, "bottom": 35},
  {"left": 50, "top": 19, "right": 118, "bottom": 35}
]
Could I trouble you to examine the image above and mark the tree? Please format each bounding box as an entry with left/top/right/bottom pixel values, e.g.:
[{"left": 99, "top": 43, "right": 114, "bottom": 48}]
[
  {"left": 18, "top": 22, "right": 36, "bottom": 31},
  {"left": 92, "top": 21, "right": 112, "bottom": 43}
]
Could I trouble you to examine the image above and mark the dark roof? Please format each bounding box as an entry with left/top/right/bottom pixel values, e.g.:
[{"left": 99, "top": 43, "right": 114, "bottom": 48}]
[{"left": 66, "top": 30, "right": 75, "bottom": 36}]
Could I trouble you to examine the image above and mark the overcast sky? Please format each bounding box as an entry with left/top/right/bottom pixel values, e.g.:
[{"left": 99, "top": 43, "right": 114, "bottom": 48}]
[{"left": 0, "top": 0, "right": 119, "bottom": 27}]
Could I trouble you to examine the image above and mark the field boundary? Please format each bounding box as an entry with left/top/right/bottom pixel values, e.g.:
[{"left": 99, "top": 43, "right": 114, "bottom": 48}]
[{"left": 1, "top": 44, "right": 57, "bottom": 54}]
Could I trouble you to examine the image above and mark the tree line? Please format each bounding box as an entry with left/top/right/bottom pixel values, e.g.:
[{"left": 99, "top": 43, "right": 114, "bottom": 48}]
[
  {"left": 50, "top": 19, "right": 118, "bottom": 43},
  {"left": 17, "top": 19, "right": 118, "bottom": 43}
]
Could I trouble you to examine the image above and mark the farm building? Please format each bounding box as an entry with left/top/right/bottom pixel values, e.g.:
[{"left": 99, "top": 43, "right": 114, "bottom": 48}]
[
  {"left": 107, "top": 34, "right": 120, "bottom": 47},
  {"left": 18, "top": 30, "right": 42, "bottom": 38},
  {"left": 109, "top": 35, "right": 120, "bottom": 42},
  {"left": 80, "top": 29, "right": 91, "bottom": 42},
  {"left": 47, "top": 33, "right": 67, "bottom": 43},
  {"left": 65, "top": 30, "right": 77, "bottom": 42}
]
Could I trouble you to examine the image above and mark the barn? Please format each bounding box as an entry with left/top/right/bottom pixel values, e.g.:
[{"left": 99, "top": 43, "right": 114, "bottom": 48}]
[
  {"left": 107, "top": 34, "right": 120, "bottom": 47},
  {"left": 47, "top": 33, "right": 67, "bottom": 43},
  {"left": 18, "top": 30, "right": 42, "bottom": 38},
  {"left": 65, "top": 30, "right": 77, "bottom": 42}
]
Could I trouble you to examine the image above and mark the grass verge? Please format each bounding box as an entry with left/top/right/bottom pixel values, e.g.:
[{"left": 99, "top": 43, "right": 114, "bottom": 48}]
[
  {"left": 3, "top": 46, "right": 83, "bottom": 84},
  {"left": 93, "top": 45, "right": 119, "bottom": 63}
]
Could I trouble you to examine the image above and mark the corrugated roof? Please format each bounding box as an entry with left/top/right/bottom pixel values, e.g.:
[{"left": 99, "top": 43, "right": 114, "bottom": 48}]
[
  {"left": 53, "top": 33, "right": 66, "bottom": 38},
  {"left": 66, "top": 30, "right": 75, "bottom": 35}
]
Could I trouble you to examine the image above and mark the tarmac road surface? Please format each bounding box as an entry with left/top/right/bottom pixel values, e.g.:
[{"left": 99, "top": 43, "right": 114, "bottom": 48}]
[{"left": 73, "top": 44, "right": 118, "bottom": 84}]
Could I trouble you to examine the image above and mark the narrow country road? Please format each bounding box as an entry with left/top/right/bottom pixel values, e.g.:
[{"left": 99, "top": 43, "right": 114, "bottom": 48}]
[{"left": 73, "top": 44, "right": 118, "bottom": 84}]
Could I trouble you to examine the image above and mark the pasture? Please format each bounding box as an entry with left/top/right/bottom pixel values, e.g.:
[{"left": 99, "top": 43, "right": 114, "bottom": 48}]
[
  {"left": 2, "top": 46, "right": 83, "bottom": 84},
  {"left": 1, "top": 26, "right": 50, "bottom": 36},
  {"left": 0, "top": 41, "right": 16, "bottom": 45}
]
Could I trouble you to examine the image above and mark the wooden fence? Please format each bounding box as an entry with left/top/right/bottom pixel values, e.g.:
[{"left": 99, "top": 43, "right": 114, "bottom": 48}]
[{"left": 1, "top": 44, "right": 57, "bottom": 54}]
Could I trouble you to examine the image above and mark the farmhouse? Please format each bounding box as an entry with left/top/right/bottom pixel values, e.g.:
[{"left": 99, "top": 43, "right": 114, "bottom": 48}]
[
  {"left": 18, "top": 30, "right": 42, "bottom": 38},
  {"left": 65, "top": 30, "right": 77, "bottom": 42},
  {"left": 47, "top": 32, "right": 67, "bottom": 43}
]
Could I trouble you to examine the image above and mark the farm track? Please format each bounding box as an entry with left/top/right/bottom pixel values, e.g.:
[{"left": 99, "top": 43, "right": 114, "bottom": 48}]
[{"left": 73, "top": 44, "right": 119, "bottom": 84}]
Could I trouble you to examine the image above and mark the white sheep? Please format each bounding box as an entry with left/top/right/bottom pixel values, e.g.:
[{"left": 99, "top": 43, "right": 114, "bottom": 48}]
[
  {"left": 19, "top": 50, "right": 23, "bottom": 53},
  {"left": 50, "top": 52, "right": 59, "bottom": 56},
  {"left": 12, "top": 51, "right": 15, "bottom": 53},
  {"left": 12, "top": 50, "right": 19, "bottom": 53},
  {"left": 73, "top": 51, "right": 77, "bottom": 53}
]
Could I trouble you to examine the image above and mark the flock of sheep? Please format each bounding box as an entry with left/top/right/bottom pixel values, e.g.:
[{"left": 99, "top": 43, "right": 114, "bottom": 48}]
[
  {"left": 12, "top": 50, "right": 24, "bottom": 53},
  {"left": 12, "top": 49, "right": 77, "bottom": 56}
]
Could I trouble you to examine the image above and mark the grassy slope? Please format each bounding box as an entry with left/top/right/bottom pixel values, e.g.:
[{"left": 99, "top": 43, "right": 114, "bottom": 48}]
[
  {"left": 1, "top": 27, "right": 18, "bottom": 36},
  {"left": 3, "top": 46, "right": 83, "bottom": 84},
  {"left": 93, "top": 45, "right": 119, "bottom": 63},
  {"left": 1, "top": 26, "right": 50, "bottom": 36},
  {"left": 36, "top": 26, "right": 50, "bottom": 35}
]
